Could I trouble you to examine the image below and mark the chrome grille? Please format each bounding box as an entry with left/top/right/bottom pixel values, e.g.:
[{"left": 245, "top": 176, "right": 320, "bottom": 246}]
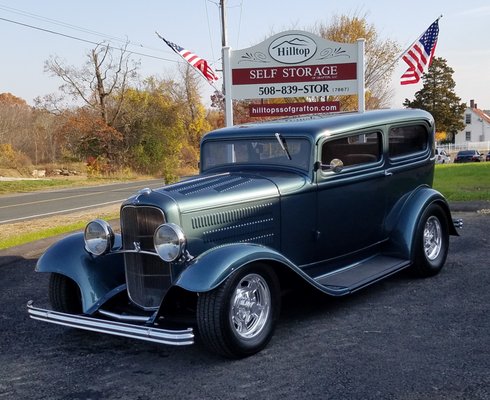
[{"left": 121, "top": 206, "right": 171, "bottom": 310}]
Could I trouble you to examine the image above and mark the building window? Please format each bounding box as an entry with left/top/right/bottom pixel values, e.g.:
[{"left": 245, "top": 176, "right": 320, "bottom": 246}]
[
  {"left": 465, "top": 131, "right": 471, "bottom": 141},
  {"left": 465, "top": 114, "right": 471, "bottom": 124}
]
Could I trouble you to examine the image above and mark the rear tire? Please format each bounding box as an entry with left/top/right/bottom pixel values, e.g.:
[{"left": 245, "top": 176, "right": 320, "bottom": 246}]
[
  {"left": 197, "top": 263, "right": 280, "bottom": 358},
  {"left": 49, "top": 273, "right": 82, "bottom": 313},
  {"left": 411, "top": 204, "right": 449, "bottom": 277}
]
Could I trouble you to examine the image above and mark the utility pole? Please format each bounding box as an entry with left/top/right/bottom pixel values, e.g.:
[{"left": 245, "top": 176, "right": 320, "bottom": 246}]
[{"left": 220, "top": 0, "right": 233, "bottom": 126}]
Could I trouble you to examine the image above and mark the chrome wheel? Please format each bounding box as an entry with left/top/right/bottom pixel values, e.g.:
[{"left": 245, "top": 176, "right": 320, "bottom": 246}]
[
  {"left": 197, "top": 264, "right": 280, "bottom": 357},
  {"left": 230, "top": 273, "right": 271, "bottom": 339},
  {"left": 423, "top": 216, "right": 442, "bottom": 261}
]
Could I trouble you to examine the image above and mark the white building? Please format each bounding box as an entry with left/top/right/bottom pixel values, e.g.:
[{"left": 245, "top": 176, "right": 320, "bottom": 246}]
[{"left": 454, "top": 100, "right": 490, "bottom": 150}]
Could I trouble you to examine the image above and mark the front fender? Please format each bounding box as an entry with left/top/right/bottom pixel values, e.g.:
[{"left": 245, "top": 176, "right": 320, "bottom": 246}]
[
  {"left": 174, "top": 243, "right": 296, "bottom": 293},
  {"left": 387, "top": 187, "right": 455, "bottom": 259},
  {"left": 36, "top": 232, "right": 126, "bottom": 314}
]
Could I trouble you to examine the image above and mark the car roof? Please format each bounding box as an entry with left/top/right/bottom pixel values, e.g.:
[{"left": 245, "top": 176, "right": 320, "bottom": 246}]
[{"left": 203, "top": 109, "right": 434, "bottom": 143}]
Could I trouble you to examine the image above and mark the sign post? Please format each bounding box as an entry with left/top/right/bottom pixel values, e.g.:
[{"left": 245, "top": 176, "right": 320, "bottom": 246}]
[{"left": 223, "top": 46, "right": 233, "bottom": 127}]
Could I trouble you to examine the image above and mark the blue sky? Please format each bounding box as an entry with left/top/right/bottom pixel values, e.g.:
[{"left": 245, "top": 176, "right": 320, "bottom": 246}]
[{"left": 1, "top": 0, "right": 489, "bottom": 109}]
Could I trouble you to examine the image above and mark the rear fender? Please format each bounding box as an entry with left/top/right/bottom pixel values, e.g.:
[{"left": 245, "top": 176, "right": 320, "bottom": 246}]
[
  {"left": 387, "top": 187, "right": 456, "bottom": 259},
  {"left": 36, "top": 232, "right": 126, "bottom": 314},
  {"left": 175, "top": 243, "right": 299, "bottom": 293}
]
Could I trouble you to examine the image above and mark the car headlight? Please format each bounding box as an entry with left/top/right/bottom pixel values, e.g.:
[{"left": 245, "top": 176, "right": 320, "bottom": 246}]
[
  {"left": 84, "top": 219, "right": 114, "bottom": 256},
  {"left": 154, "top": 223, "right": 186, "bottom": 262}
]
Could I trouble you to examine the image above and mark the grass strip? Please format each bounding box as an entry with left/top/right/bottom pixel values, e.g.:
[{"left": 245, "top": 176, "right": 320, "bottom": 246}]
[
  {"left": 0, "top": 212, "right": 119, "bottom": 250},
  {"left": 433, "top": 163, "right": 490, "bottom": 201},
  {"left": 0, "top": 222, "right": 87, "bottom": 250}
]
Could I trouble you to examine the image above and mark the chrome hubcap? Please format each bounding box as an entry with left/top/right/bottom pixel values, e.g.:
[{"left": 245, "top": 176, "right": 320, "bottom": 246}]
[
  {"left": 230, "top": 273, "right": 271, "bottom": 339},
  {"left": 424, "top": 216, "right": 442, "bottom": 260}
]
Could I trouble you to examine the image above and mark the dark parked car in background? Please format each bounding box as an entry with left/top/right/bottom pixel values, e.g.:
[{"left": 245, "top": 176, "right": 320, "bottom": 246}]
[
  {"left": 454, "top": 149, "right": 484, "bottom": 163},
  {"left": 28, "top": 109, "right": 461, "bottom": 358},
  {"left": 486, "top": 151, "right": 490, "bottom": 162}
]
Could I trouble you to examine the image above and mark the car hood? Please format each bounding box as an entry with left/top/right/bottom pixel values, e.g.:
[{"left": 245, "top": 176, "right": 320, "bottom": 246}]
[{"left": 151, "top": 171, "right": 307, "bottom": 214}]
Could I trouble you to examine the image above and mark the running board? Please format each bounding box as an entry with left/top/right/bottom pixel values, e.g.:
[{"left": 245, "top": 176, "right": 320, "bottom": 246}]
[
  {"left": 27, "top": 301, "right": 194, "bottom": 346},
  {"left": 314, "top": 255, "right": 411, "bottom": 296}
]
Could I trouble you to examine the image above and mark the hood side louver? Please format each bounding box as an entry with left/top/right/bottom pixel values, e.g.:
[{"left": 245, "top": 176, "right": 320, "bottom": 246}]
[{"left": 191, "top": 202, "right": 275, "bottom": 246}]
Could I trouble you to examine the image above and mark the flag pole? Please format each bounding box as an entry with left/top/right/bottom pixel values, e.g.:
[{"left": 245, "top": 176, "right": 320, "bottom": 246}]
[{"left": 220, "top": 0, "right": 233, "bottom": 126}]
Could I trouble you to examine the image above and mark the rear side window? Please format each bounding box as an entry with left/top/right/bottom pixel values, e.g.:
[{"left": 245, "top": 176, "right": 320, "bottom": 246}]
[
  {"left": 322, "top": 132, "right": 382, "bottom": 168},
  {"left": 389, "top": 125, "right": 428, "bottom": 158}
]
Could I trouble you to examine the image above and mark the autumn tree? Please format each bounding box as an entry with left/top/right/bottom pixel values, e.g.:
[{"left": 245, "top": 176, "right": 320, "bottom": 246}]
[
  {"left": 177, "top": 65, "right": 212, "bottom": 147},
  {"left": 403, "top": 57, "right": 466, "bottom": 142},
  {"left": 116, "top": 78, "right": 185, "bottom": 182},
  {"left": 58, "top": 108, "right": 123, "bottom": 169},
  {"left": 314, "top": 13, "right": 400, "bottom": 110},
  {"left": 170, "top": 65, "right": 214, "bottom": 170},
  {"left": 0, "top": 94, "right": 32, "bottom": 144},
  {"left": 210, "top": 90, "right": 267, "bottom": 125},
  {"left": 0, "top": 93, "right": 34, "bottom": 165}
]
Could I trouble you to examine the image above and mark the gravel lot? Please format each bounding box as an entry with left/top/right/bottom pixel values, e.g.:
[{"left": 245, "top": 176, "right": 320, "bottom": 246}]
[{"left": 0, "top": 208, "right": 488, "bottom": 400}]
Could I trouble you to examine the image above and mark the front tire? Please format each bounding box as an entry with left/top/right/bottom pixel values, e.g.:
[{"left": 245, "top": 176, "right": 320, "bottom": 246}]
[
  {"left": 197, "top": 263, "right": 280, "bottom": 358},
  {"left": 49, "top": 273, "right": 82, "bottom": 314},
  {"left": 411, "top": 204, "right": 449, "bottom": 277}
]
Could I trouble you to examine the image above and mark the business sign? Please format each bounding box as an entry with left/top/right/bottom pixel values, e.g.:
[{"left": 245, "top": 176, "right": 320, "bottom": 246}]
[
  {"left": 230, "top": 30, "right": 361, "bottom": 100},
  {"left": 249, "top": 101, "right": 340, "bottom": 117}
]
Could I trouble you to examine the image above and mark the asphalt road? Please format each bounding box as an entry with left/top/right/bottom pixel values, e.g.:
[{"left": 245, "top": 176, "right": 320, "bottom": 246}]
[
  {"left": 0, "top": 179, "right": 164, "bottom": 224},
  {"left": 0, "top": 209, "right": 489, "bottom": 400}
]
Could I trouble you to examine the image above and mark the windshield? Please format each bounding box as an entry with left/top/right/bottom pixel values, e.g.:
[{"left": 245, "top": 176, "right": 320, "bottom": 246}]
[{"left": 201, "top": 137, "right": 311, "bottom": 172}]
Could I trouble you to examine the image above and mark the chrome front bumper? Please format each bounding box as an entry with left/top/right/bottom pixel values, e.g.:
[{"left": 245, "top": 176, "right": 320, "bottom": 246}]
[{"left": 27, "top": 301, "right": 194, "bottom": 346}]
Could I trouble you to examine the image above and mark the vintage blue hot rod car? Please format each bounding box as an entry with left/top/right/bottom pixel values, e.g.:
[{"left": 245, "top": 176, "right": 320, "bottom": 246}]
[{"left": 28, "top": 109, "right": 461, "bottom": 358}]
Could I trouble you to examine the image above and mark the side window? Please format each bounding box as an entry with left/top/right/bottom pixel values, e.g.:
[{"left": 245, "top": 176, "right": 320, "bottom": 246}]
[
  {"left": 388, "top": 125, "right": 428, "bottom": 158},
  {"left": 322, "top": 132, "right": 382, "bottom": 168}
]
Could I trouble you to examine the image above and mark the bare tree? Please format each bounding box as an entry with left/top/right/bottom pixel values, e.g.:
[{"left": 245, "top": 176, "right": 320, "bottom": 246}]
[{"left": 44, "top": 42, "right": 139, "bottom": 126}]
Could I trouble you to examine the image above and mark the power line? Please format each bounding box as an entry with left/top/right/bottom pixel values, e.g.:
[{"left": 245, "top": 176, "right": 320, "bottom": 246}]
[
  {"left": 0, "top": 4, "right": 124, "bottom": 42},
  {"left": 0, "top": 3, "right": 174, "bottom": 56},
  {"left": 0, "top": 15, "right": 181, "bottom": 64}
]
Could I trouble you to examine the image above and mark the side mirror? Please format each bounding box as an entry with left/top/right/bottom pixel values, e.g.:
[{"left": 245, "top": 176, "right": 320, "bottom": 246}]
[
  {"left": 329, "top": 158, "right": 344, "bottom": 173},
  {"left": 314, "top": 158, "right": 344, "bottom": 173}
]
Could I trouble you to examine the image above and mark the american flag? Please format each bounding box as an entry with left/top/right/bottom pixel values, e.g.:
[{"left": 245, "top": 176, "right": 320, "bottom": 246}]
[
  {"left": 400, "top": 20, "right": 439, "bottom": 85},
  {"left": 158, "top": 35, "right": 219, "bottom": 83}
]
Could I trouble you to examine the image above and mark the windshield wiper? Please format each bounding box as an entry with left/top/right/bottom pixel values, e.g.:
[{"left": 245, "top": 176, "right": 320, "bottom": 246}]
[{"left": 275, "top": 132, "right": 292, "bottom": 160}]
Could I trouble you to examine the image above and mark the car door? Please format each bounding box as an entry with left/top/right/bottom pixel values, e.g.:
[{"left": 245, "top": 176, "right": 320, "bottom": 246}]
[{"left": 315, "top": 130, "right": 386, "bottom": 261}]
